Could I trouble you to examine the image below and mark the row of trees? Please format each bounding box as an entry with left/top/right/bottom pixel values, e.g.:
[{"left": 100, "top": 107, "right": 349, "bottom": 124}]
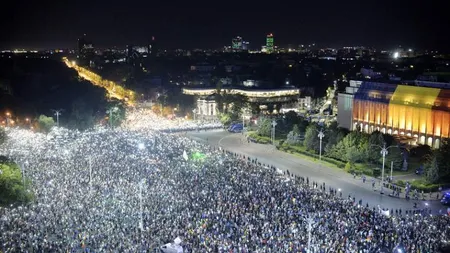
[
  {"left": 255, "top": 111, "right": 450, "bottom": 184},
  {"left": 1, "top": 58, "right": 126, "bottom": 131},
  {"left": 0, "top": 129, "right": 32, "bottom": 206},
  {"left": 303, "top": 124, "right": 404, "bottom": 170}
]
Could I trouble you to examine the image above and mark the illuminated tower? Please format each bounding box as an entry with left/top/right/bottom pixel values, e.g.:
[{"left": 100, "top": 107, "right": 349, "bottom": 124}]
[
  {"left": 266, "top": 33, "right": 274, "bottom": 54},
  {"left": 149, "top": 36, "right": 157, "bottom": 57},
  {"left": 232, "top": 36, "right": 243, "bottom": 51}
]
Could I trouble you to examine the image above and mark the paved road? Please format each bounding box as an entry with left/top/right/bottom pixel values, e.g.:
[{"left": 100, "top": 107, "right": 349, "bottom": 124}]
[{"left": 187, "top": 130, "right": 446, "bottom": 215}]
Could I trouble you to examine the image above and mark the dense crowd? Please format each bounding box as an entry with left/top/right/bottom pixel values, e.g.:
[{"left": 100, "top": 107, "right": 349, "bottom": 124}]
[
  {"left": 124, "top": 108, "right": 222, "bottom": 132},
  {"left": 0, "top": 113, "right": 449, "bottom": 252}
]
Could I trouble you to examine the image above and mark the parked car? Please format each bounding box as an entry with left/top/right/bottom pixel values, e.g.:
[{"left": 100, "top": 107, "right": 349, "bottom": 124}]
[{"left": 227, "top": 123, "right": 243, "bottom": 133}]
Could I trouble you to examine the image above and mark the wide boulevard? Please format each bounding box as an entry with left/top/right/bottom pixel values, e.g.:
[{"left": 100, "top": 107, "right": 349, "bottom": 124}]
[{"left": 188, "top": 130, "right": 446, "bottom": 215}]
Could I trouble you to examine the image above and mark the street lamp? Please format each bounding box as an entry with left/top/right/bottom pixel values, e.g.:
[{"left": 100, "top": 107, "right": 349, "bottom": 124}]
[
  {"left": 242, "top": 108, "right": 250, "bottom": 132},
  {"left": 51, "top": 109, "right": 63, "bottom": 126},
  {"left": 271, "top": 120, "right": 277, "bottom": 145},
  {"left": 304, "top": 216, "right": 315, "bottom": 253},
  {"left": 317, "top": 129, "right": 325, "bottom": 161},
  {"left": 372, "top": 143, "right": 396, "bottom": 194},
  {"left": 5, "top": 112, "right": 11, "bottom": 127},
  {"left": 21, "top": 161, "right": 28, "bottom": 187},
  {"left": 107, "top": 106, "right": 119, "bottom": 127},
  {"left": 88, "top": 156, "right": 93, "bottom": 194},
  {"left": 139, "top": 179, "right": 145, "bottom": 231}
]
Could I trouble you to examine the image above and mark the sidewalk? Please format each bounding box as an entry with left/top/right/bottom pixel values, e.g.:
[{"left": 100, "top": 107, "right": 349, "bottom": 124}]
[
  {"left": 241, "top": 135, "right": 443, "bottom": 202},
  {"left": 350, "top": 175, "right": 442, "bottom": 202}
]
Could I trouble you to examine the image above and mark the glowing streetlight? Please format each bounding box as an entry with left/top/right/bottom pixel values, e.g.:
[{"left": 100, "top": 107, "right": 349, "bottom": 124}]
[
  {"left": 5, "top": 112, "right": 11, "bottom": 127},
  {"left": 52, "top": 109, "right": 63, "bottom": 126},
  {"left": 139, "top": 179, "right": 145, "bottom": 231},
  {"left": 107, "top": 106, "right": 119, "bottom": 127},
  {"left": 372, "top": 143, "right": 397, "bottom": 194},
  {"left": 192, "top": 109, "right": 197, "bottom": 121},
  {"left": 271, "top": 120, "right": 277, "bottom": 145},
  {"left": 317, "top": 129, "right": 325, "bottom": 161}
]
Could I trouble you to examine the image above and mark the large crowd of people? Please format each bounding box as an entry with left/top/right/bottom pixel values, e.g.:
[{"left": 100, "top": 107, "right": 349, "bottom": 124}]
[
  {"left": 0, "top": 111, "right": 449, "bottom": 252},
  {"left": 124, "top": 108, "right": 222, "bottom": 132}
]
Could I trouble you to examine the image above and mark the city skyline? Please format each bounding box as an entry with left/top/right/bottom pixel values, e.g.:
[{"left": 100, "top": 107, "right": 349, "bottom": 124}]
[{"left": 1, "top": 0, "right": 449, "bottom": 50}]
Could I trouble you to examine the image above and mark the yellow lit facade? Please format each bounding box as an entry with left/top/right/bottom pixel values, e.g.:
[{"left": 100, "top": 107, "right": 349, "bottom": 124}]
[{"left": 352, "top": 82, "right": 450, "bottom": 148}]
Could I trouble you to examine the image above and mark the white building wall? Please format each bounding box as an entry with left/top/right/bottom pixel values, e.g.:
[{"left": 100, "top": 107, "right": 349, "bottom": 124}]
[{"left": 337, "top": 93, "right": 354, "bottom": 130}]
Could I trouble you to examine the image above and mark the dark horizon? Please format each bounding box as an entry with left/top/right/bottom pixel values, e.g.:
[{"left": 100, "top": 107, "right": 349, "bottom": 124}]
[{"left": 1, "top": 0, "right": 449, "bottom": 51}]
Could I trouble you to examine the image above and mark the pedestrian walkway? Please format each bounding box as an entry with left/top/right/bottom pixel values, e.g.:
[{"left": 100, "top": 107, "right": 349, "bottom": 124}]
[{"left": 239, "top": 134, "right": 444, "bottom": 203}]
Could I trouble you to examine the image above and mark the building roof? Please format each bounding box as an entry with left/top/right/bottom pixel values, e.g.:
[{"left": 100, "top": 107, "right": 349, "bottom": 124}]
[
  {"left": 353, "top": 81, "right": 450, "bottom": 112},
  {"left": 353, "top": 81, "right": 397, "bottom": 104}
]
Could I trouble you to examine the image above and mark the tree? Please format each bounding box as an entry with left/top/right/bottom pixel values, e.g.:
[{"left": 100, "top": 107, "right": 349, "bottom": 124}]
[
  {"left": 298, "top": 117, "right": 309, "bottom": 133},
  {"left": 434, "top": 139, "right": 450, "bottom": 182},
  {"left": 383, "top": 146, "right": 404, "bottom": 171},
  {"left": 366, "top": 131, "right": 385, "bottom": 163},
  {"left": 0, "top": 162, "right": 33, "bottom": 206},
  {"left": 219, "top": 113, "right": 232, "bottom": 126},
  {"left": 284, "top": 111, "right": 299, "bottom": 127},
  {"left": 286, "top": 124, "right": 302, "bottom": 145},
  {"left": 327, "top": 131, "right": 369, "bottom": 162},
  {"left": 107, "top": 102, "right": 126, "bottom": 126},
  {"left": 68, "top": 98, "right": 95, "bottom": 130},
  {"left": 324, "top": 121, "right": 347, "bottom": 153},
  {"left": 37, "top": 115, "right": 55, "bottom": 132},
  {"left": 304, "top": 124, "right": 319, "bottom": 152},
  {"left": 257, "top": 117, "right": 272, "bottom": 137},
  {"left": 292, "top": 124, "right": 300, "bottom": 135},
  {"left": 346, "top": 146, "right": 363, "bottom": 165},
  {"left": 424, "top": 153, "right": 440, "bottom": 183}
]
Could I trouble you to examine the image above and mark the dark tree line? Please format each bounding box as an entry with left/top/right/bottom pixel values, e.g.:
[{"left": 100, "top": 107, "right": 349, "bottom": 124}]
[{"left": 0, "top": 57, "right": 116, "bottom": 130}]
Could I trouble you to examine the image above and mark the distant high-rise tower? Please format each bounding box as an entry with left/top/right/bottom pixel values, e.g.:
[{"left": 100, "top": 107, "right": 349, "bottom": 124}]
[
  {"left": 149, "top": 36, "right": 157, "bottom": 57},
  {"left": 266, "top": 33, "right": 274, "bottom": 54},
  {"left": 232, "top": 36, "right": 243, "bottom": 51}
]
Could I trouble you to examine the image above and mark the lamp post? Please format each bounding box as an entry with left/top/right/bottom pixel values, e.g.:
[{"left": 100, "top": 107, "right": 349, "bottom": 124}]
[
  {"left": 89, "top": 156, "right": 93, "bottom": 193},
  {"left": 139, "top": 179, "right": 145, "bottom": 231},
  {"left": 5, "top": 112, "right": 11, "bottom": 127},
  {"left": 305, "top": 216, "right": 315, "bottom": 253},
  {"left": 372, "top": 143, "right": 396, "bottom": 194},
  {"left": 271, "top": 120, "right": 277, "bottom": 145},
  {"left": 52, "top": 109, "right": 63, "bottom": 127},
  {"left": 21, "top": 161, "right": 28, "bottom": 187},
  {"left": 193, "top": 109, "right": 197, "bottom": 122},
  {"left": 107, "top": 106, "right": 118, "bottom": 127},
  {"left": 242, "top": 108, "right": 250, "bottom": 133},
  {"left": 317, "top": 129, "right": 325, "bottom": 161}
]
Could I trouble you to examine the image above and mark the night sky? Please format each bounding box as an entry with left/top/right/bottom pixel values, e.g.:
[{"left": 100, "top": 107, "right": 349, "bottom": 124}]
[{"left": 1, "top": 0, "right": 449, "bottom": 50}]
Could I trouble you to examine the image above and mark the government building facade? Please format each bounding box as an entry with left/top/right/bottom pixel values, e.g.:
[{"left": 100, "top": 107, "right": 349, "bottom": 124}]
[{"left": 338, "top": 81, "right": 450, "bottom": 148}]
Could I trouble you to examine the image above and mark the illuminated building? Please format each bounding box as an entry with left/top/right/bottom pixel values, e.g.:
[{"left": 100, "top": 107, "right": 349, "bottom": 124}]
[
  {"left": 242, "top": 41, "right": 249, "bottom": 51},
  {"left": 183, "top": 87, "right": 300, "bottom": 116},
  {"left": 149, "top": 36, "right": 157, "bottom": 57},
  {"left": 232, "top": 36, "right": 243, "bottom": 51},
  {"left": 338, "top": 81, "right": 450, "bottom": 148},
  {"left": 266, "top": 34, "right": 274, "bottom": 54}
]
